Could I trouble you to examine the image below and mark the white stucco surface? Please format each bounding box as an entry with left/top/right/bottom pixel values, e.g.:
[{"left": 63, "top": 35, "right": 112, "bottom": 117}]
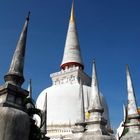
[{"left": 36, "top": 83, "right": 111, "bottom": 128}]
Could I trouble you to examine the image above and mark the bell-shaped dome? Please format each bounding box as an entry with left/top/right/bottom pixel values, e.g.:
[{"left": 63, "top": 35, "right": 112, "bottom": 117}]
[{"left": 36, "top": 82, "right": 111, "bottom": 129}]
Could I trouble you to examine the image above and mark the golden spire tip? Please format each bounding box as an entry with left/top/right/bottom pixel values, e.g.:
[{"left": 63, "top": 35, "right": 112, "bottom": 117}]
[{"left": 70, "top": 0, "right": 75, "bottom": 23}]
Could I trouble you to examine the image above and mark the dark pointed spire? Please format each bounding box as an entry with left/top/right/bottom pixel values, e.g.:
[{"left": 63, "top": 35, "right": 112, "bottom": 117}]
[
  {"left": 41, "top": 94, "right": 47, "bottom": 134},
  {"left": 4, "top": 12, "right": 30, "bottom": 87},
  {"left": 28, "top": 79, "right": 32, "bottom": 98}
]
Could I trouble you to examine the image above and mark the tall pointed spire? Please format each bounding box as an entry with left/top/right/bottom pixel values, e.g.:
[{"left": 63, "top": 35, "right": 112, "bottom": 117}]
[
  {"left": 4, "top": 12, "right": 30, "bottom": 87},
  {"left": 126, "top": 65, "right": 138, "bottom": 116},
  {"left": 89, "top": 60, "right": 102, "bottom": 110},
  {"left": 0, "top": 13, "right": 31, "bottom": 140},
  {"left": 41, "top": 94, "right": 47, "bottom": 134},
  {"left": 28, "top": 79, "right": 32, "bottom": 98},
  {"left": 83, "top": 61, "right": 111, "bottom": 137},
  {"left": 125, "top": 65, "right": 140, "bottom": 133},
  {"left": 120, "top": 66, "right": 140, "bottom": 139},
  {"left": 61, "top": 1, "right": 84, "bottom": 70}
]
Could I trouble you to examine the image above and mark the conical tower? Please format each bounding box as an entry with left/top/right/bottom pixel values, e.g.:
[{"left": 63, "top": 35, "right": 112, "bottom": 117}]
[
  {"left": 126, "top": 65, "right": 139, "bottom": 119},
  {"left": 121, "top": 65, "right": 140, "bottom": 140},
  {"left": 50, "top": 1, "right": 91, "bottom": 86},
  {"left": 86, "top": 61, "right": 107, "bottom": 134},
  {"left": 89, "top": 61, "right": 102, "bottom": 111},
  {"left": 50, "top": 1, "right": 91, "bottom": 87},
  {"left": 4, "top": 12, "right": 30, "bottom": 87},
  {"left": 0, "top": 13, "right": 30, "bottom": 140},
  {"left": 81, "top": 61, "right": 115, "bottom": 140},
  {"left": 61, "top": 1, "right": 84, "bottom": 70}
]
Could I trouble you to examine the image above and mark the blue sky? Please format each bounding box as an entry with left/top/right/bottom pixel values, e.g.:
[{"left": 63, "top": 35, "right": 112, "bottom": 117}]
[{"left": 0, "top": 0, "right": 140, "bottom": 129}]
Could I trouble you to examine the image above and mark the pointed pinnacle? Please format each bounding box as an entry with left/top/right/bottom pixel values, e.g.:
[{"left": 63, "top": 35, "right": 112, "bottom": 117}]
[
  {"left": 92, "top": 60, "right": 98, "bottom": 88},
  {"left": 70, "top": 0, "right": 75, "bottom": 23},
  {"left": 90, "top": 60, "right": 102, "bottom": 110},
  {"left": 93, "top": 58, "right": 96, "bottom": 64},
  {"left": 126, "top": 65, "right": 138, "bottom": 116},
  {"left": 126, "top": 64, "right": 129, "bottom": 76},
  {"left": 4, "top": 13, "right": 30, "bottom": 87},
  {"left": 26, "top": 11, "right": 31, "bottom": 21}
]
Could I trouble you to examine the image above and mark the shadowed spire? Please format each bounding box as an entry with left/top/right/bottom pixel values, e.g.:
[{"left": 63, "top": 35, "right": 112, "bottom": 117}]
[
  {"left": 4, "top": 12, "right": 30, "bottom": 87},
  {"left": 89, "top": 60, "right": 102, "bottom": 110},
  {"left": 126, "top": 65, "right": 138, "bottom": 116},
  {"left": 123, "top": 104, "right": 127, "bottom": 123},
  {"left": 61, "top": 1, "right": 84, "bottom": 70},
  {"left": 79, "top": 79, "right": 85, "bottom": 122},
  {"left": 28, "top": 79, "right": 32, "bottom": 98},
  {"left": 41, "top": 94, "right": 47, "bottom": 134}
]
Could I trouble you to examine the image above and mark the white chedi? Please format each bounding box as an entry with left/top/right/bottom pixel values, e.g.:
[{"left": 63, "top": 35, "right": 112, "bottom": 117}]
[
  {"left": 36, "top": 67, "right": 111, "bottom": 138},
  {"left": 36, "top": 2, "right": 112, "bottom": 139}
]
